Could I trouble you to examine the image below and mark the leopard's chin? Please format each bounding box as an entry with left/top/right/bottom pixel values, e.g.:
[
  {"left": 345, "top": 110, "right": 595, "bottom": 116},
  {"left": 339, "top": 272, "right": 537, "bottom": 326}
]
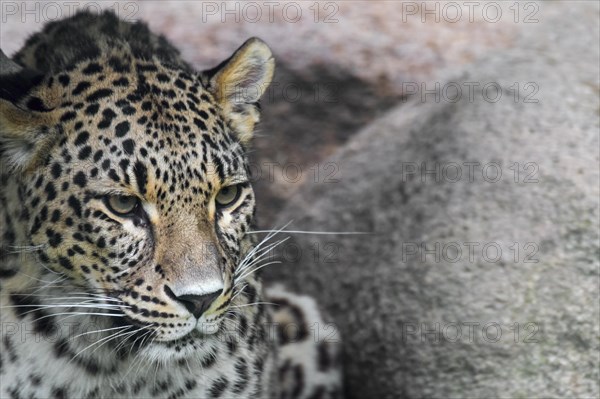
[{"left": 138, "top": 317, "right": 232, "bottom": 362}]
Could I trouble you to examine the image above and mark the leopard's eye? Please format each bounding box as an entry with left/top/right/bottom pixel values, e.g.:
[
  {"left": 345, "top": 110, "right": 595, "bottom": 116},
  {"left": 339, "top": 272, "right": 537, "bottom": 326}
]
[
  {"left": 215, "top": 185, "right": 240, "bottom": 208},
  {"left": 105, "top": 195, "right": 140, "bottom": 216}
]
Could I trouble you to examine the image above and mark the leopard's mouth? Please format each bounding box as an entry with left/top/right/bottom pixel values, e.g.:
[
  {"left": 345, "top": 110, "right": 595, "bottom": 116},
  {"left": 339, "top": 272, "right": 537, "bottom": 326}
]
[
  {"left": 96, "top": 287, "right": 232, "bottom": 347},
  {"left": 110, "top": 310, "right": 225, "bottom": 345}
]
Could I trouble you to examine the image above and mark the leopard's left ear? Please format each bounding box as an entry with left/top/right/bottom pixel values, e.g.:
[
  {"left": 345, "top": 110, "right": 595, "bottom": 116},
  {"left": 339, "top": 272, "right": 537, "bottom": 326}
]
[
  {"left": 0, "top": 54, "right": 60, "bottom": 171},
  {"left": 205, "top": 38, "right": 275, "bottom": 144}
]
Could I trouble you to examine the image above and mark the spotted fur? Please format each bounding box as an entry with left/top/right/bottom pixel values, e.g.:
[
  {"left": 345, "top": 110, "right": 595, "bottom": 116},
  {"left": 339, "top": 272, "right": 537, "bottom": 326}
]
[{"left": 0, "top": 11, "right": 341, "bottom": 398}]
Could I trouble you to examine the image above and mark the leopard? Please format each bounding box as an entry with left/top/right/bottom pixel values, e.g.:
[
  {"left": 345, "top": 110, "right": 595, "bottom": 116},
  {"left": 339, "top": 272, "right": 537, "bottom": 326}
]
[{"left": 0, "top": 10, "right": 341, "bottom": 399}]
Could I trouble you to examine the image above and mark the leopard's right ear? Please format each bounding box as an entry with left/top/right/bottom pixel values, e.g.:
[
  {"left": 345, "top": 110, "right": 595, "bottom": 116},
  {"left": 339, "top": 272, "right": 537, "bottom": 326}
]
[
  {"left": 203, "top": 38, "right": 275, "bottom": 145},
  {"left": 0, "top": 53, "right": 59, "bottom": 171}
]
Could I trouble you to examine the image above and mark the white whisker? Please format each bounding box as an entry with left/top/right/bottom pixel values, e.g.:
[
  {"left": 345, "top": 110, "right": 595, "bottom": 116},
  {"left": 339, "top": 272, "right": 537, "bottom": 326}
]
[
  {"left": 230, "top": 283, "right": 248, "bottom": 303},
  {"left": 27, "top": 276, "right": 68, "bottom": 296},
  {"left": 236, "top": 261, "right": 282, "bottom": 283},
  {"left": 29, "top": 312, "right": 125, "bottom": 324},
  {"left": 239, "top": 222, "right": 292, "bottom": 268},
  {"left": 113, "top": 327, "right": 146, "bottom": 353},
  {"left": 230, "top": 301, "right": 278, "bottom": 309},
  {"left": 1, "top": 303, "right": 126, "bottom": 310},
  {"left": 13, "top": 272, "right": 61, "bottom": 284},
  {"left": 71, "top": 326, "right": 134, "bottom": 360},
  {"left": 122, "top": 329, "right": 155, "bottom": 379},
  {"left": 248, "top": 229, "right": 372, "bottom": 235},
  {"left": 71, "top": 325, "right": 131, "bottom": 340},
  {"left": 7, "top": 244, "right": 47, "bottom": 253},
  {"left": 235, "top": 237, "right": 288, "bottom": 277}
]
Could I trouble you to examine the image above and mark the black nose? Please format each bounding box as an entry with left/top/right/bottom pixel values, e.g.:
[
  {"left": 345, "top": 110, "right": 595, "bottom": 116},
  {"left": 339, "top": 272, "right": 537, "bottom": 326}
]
[{"left": 174, "top": 290, "right": 222, "bottom": 318}]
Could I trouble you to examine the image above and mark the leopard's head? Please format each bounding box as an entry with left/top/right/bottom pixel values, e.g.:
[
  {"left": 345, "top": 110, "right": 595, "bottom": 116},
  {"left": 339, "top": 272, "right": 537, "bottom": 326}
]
[{"left": 0, "top": 38, "right": 274, "bottom": 361}]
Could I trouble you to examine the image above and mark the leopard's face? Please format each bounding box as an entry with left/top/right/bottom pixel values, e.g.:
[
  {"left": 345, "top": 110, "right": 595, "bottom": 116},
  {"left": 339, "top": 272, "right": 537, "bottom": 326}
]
[
  {"left": 0, "top": 39, "right": 274, "bottom": 360},
  {"left": 24, "top": 62, "right": 254, "bottom": 341}
]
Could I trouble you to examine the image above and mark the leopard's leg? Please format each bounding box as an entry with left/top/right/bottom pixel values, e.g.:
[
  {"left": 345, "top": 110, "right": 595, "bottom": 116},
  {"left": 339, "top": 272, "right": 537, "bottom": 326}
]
[{"left": 265, "top": 285, "right": 343, "bottom": 399}]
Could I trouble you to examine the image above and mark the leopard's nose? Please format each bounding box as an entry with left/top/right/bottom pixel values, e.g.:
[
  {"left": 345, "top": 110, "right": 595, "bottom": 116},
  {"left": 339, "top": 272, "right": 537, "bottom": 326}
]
[
  {"left": 177, "top": 291, "right": 222, "bottom": 318},
  {"left": 165, "top": 286, "right": 222, "bottom": 318}
]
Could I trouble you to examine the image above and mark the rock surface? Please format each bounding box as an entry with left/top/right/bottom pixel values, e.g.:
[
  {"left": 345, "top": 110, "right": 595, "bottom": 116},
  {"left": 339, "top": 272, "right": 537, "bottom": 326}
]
[
  {"left": 265, "top": 2, "right": 600, "bottom": 397},
  {"left": 0, "top": 50, "right": 21, "bottom": 73},
  {"left": 1, "top": 2, "right": 598, "bottom": 397}
]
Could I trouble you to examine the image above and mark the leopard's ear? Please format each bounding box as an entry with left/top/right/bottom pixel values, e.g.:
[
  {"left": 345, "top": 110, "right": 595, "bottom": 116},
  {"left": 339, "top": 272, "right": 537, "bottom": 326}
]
[
  {"left": 205, "top": 38, "right": 275, "bottom": 144},
  {"left": 0, "top": 57, "right": 59, "bottom": 172}
]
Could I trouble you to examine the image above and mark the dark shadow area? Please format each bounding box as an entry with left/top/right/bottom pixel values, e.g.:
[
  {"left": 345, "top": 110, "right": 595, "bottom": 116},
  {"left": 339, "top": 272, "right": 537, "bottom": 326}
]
[{"left": 251, "top": 62, "right": 402, "bottom": 227}]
